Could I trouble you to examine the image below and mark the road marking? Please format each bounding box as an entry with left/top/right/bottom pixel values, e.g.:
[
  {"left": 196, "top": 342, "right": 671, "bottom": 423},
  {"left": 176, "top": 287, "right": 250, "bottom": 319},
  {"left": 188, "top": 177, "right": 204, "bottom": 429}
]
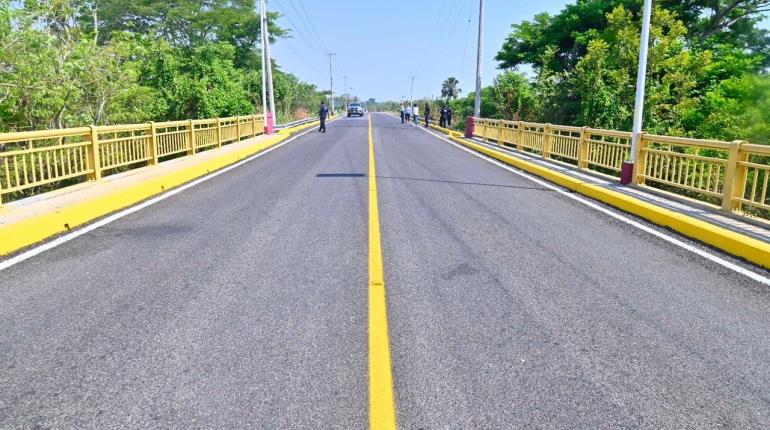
[
  {"left": 0, "top": 126, "right": 322, "bottom": 272},
  {"left": 367, "top": 113, "right": 398, "bottom": 429},
  {"left": 410, "top": 120, "right": 770, "bottom": 287}
]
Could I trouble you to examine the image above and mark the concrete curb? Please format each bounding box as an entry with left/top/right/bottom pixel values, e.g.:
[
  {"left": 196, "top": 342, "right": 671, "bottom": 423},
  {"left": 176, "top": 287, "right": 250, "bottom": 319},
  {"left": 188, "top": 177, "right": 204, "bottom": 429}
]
[
  {"left": 0, "top": 118, "right": 330, "bottom": 257},
  {"left": 434, "top": 131, "right": 770, "bottom": 270}
]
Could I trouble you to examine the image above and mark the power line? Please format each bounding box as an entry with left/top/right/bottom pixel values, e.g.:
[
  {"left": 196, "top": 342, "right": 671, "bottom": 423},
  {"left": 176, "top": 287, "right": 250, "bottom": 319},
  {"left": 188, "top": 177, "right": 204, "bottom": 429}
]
[
  {"left": 293, "top": 0, "right": 328, "bottom": 52},
  {"left": 273, "top": 0, "right": 323, "bottom": 52},
  {"left": 429, "top": 0, "right": 468, "bottom": 72},
  {"left": 422, "top": 0, "right": 463, "bottom": 69},
  {"left": 460, "top": 1, "right": 473, "bottom": 81}
]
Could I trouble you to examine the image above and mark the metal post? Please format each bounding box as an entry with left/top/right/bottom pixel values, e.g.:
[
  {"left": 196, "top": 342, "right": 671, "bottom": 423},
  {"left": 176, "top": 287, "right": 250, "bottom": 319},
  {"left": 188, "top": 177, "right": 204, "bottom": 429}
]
[
  {"left": 263, "top": 0, "right": 276, "bottom": 131},
  {"left": 87, "top": 125, "right": 102, "bottom": 180},
  {"left": 473, "top": 0, "right": 484, "bottom": 117},
  {"left": 259, "top": 0, "right": 268, "bottom": 119},
  {"left": 148, "top": 122, "right": 158, "bottom": 165},
  {"left": 623, "top": 0, "right": 652, "bottom": 185},
  {"left": 327, "top": 53, "right": 336, "bottom": 113}
]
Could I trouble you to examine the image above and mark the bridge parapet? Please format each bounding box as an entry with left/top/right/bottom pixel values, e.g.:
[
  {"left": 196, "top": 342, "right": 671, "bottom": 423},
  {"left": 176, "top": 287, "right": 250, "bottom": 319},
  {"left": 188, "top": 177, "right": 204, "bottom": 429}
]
[
  {"left": 470, "top": 117, "right": 770, "bottom": 221},
  {"left": 0, "top": 115, "right": 265, "bottom": 206}
]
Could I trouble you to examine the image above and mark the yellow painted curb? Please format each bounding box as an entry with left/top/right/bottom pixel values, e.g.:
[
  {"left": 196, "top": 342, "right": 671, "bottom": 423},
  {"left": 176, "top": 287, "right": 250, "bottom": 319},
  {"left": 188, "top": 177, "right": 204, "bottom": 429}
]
[
  {"left": 0, "top": 119, "right": 324, "bottom": 256},
  {"left": 440, "top": 134, "right": 770, "bottom": 270}
]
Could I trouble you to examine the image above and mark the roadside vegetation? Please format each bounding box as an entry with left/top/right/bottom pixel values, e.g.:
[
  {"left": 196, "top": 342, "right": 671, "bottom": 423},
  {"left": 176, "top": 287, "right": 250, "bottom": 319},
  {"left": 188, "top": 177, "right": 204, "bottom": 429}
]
[
  {"left": 0, "top": 0, "right": 327, "bottom": 132},
  {"left": 444, "top": 0, "right": 770, "bottom": 145}
]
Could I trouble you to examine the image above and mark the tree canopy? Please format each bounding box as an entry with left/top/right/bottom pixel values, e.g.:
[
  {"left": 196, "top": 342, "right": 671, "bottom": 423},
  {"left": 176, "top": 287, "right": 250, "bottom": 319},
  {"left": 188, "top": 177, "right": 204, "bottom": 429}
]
[
  {"left": 0, "top": 0, "right": 324, "bottom": 131},
  {"left": 474, "top": 0, "right": 770, "bottom": 144}
]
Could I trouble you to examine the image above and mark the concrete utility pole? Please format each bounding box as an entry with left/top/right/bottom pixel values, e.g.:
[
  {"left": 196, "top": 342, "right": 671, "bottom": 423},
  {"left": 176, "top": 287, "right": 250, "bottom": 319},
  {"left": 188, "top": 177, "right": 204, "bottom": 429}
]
[
  {"left": 261, "top": 0, "right": 276, "bottom": 132},
  {"left": 410, "top": 76, "right": 416, "bottom": 111},
  {"left": 343, "top": 75, "right": 349, "bottom": 111},
  {"left": 622, "top": 0, "right": 653, "bottom": 184},
  {"left": 259, "top": 0, "right": 267, "bottom": 119},
  {"left": 327, "top": 53, "right": 336, "bottom": 113},
  {"left": 473, "top": 0, "right": 484, "bottom": 118}
]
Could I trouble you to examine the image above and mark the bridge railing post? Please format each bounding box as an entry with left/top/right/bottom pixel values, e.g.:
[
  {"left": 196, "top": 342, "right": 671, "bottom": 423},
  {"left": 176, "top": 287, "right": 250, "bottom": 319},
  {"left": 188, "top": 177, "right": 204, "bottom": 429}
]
[
  {"left": 86, "top": 125, "right": 102, "bottom": 181},
  {"left": 543, "top": 123, "right": 552, "bottom": 159},
  {"left": 236, "top": 116, "right": 242, "bottom": 141},
  {"left": 578, "top": 126, "right": 589, "bottom": 169},
  {"left": 517, "top": 121, "right": 524, "bottom": 150},
  {"left": 187, "top": 120, "right": 196, "bottom": 155},
  {"left": 216, "top": 118, "right": 222, "bottom": 148},
  {"left": 147, "top": 122, "right": 158, "bottom": 165},
  {"left": 632, "top": 133, "right": 648, "bottom": 185},
  {"left": 497, "top": 120, "right": 503, "bottom": 146},
  {"left": 721, "top": 140, "right": 748, "bottom": 212}
]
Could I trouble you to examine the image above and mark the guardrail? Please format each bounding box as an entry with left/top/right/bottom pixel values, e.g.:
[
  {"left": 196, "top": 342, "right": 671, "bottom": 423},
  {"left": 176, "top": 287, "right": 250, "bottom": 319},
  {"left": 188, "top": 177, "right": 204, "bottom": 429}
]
[
  {"left": 275, "top": 116, "right": 320, "bottom": 130},
  {"left": 0, "top": 115, "right": 265, "bottom": 206},
  {"left": 471, "top": 117, "right": 770, "bottom": 219}
]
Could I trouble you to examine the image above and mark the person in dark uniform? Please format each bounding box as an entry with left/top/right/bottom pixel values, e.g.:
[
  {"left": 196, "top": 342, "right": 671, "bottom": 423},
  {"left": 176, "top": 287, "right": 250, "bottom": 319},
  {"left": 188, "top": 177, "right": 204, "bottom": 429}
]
[
  {"left": 318, "top": 101, "right": 329, "bottom": 133},
  {"left": 424, "top": 102, "right": 431, "bottom": 127},
  {"left": 446, "top": 106, "right": 453, "bottom": 127},
  {"left": 439, "top": 105, "right": 449, "bottom": 128}
]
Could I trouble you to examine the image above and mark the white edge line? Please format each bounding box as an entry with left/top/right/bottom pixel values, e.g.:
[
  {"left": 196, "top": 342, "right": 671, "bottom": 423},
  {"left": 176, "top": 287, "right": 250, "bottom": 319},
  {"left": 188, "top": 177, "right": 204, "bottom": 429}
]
[
  {"left": 412, "top": 123, "right": 770, "bottom": 287},
  {"left": 0, "top": 126, "right": 319, "bottom": 272}
]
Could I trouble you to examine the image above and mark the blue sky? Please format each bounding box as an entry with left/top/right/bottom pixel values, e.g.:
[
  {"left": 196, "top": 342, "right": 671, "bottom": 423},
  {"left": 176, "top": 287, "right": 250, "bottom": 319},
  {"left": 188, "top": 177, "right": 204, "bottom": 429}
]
[{"left": 268, "top": 1, "right": 770, "bottom": 103}]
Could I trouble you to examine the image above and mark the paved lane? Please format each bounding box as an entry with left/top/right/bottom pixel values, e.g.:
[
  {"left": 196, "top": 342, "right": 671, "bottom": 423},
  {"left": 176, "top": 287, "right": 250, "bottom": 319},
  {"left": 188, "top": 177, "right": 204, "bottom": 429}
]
[
  {"left": 372, "top": 113, "right": 770, "bottom": 429},
  {"left": 0, "top": 117, "right": 371, "bottom": 428},
  {"left": 2, "top": 112, "right": 769, "bottom": 429}
]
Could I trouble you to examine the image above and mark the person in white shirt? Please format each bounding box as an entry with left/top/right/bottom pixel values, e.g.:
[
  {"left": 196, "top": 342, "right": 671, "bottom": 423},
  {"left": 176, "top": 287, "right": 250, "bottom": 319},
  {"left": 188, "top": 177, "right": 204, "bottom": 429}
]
[{"left": 412, "top": 104, "right": 419, "bottom": 124}]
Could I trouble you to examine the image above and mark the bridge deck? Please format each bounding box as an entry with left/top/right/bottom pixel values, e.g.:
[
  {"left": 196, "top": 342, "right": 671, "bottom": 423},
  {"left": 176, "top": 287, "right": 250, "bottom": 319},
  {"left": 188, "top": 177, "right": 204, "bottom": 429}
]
[{"left": 1, "top": 113, "right": 769, "bottom": 428}]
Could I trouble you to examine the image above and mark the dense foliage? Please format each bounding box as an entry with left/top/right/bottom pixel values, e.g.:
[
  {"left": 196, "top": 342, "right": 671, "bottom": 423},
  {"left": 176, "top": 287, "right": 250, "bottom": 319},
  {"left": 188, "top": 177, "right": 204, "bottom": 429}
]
[
  {"left": 0, "top": 0, "right": 325, "bottom": 132},
  {"left": 450, "top": 0, "right": 770, "bottom": 144}
]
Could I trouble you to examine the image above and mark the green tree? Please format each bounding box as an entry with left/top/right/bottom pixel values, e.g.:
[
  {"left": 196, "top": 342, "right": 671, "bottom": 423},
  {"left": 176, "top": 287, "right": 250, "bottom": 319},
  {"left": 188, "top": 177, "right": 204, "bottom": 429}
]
[
  {"left": 491, "top": 72, "right": 537, "bottom": 121},
  {"left": 441, "top": 77, "right": 461, "bottom": 101}
]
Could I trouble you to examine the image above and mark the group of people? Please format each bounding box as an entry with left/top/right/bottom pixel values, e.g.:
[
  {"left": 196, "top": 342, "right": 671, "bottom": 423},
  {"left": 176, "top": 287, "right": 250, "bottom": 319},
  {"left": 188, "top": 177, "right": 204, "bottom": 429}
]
[{"left": 399, "top": 102, "right": 453, "bottom": 128}]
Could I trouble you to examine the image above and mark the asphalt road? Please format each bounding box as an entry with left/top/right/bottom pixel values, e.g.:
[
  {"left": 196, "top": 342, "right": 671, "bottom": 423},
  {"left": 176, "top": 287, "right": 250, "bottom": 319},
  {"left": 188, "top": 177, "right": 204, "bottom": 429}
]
[{"left": 1, "top": 113, "right": 769, "bottom": 429}]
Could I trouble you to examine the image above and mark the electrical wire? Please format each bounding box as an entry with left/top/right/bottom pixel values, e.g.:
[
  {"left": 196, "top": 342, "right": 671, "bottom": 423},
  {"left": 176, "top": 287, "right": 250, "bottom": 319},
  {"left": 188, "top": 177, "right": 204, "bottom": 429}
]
[
  {"left": 274, "top": 0, "right": 324, "bottom": 52},
  {"left": 294, "top": 0, "right": 329, "bottom": 52},
  {"left": 460, "top": 1, "right": 473, "bottom": 81}
]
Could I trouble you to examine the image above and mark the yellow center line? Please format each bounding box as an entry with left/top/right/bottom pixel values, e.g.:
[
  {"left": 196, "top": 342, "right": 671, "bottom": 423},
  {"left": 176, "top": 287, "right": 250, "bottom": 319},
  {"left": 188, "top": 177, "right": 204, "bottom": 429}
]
[{"left": 368, "top": 113, "right": 398, "bottom": 429}]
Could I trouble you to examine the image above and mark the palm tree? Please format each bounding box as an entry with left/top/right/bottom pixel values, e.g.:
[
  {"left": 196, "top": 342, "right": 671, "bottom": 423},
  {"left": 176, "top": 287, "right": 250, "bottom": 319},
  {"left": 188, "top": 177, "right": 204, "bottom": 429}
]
[{"left": 441, "top": 77, "right": 461, "bottom": 101}]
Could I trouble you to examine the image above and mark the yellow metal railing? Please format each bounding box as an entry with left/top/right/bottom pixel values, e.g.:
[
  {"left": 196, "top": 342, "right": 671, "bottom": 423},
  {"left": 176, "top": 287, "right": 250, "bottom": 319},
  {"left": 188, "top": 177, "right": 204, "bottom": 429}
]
[
  {"left": 472, "top": 117, "right": 770, "bottom": 219},
  {"left": 0, "top": 114, "right": 265, "bottom": 205}
]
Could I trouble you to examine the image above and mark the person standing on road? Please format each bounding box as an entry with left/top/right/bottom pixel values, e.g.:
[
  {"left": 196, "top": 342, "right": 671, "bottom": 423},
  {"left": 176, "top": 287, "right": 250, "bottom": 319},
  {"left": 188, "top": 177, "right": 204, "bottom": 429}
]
[
  {"left": 424, "top": 102, "right": 431, "bottom": 127},
  {"left": 439, "top": 105, "right": 449, "bottom": 128},
  {"left": 400, "top": 102, "right": 405, "bottom": 123},
  {"left": 412, "top": 104, "right": 419, "bottom": 125},
  {"left": 447, "top": 106, "right": 453, "bottom": 127},
  {"left": 405, "top": 105, "right": 411, "bottom": 123},
  {"left": 318, "top": 101, "right": 329, "bottom": 133}
]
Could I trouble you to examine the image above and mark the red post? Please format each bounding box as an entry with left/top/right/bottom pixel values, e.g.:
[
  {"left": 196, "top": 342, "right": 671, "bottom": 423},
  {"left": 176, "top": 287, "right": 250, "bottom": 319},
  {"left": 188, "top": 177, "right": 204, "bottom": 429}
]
[
  {"left": 465, "top": 116, "right": 475, "bottom": 138},
  {"left": 264, "top": 112, "right": 274, "bottom": 135},
  {"left": 620, "top": 161, "right": 634, "bottom": 185}
]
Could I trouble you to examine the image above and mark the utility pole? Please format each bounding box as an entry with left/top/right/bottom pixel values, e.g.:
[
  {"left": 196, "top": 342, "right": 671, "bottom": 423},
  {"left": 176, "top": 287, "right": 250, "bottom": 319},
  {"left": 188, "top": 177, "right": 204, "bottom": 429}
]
[
  {"left": 343, "top": 75, "right": 349, "bottom": 111},
  {"left": 622, "top": 0, "right": 652, "bottom": 185},
  {"left": 473, "top": 0, "right": 484, "bottom": 118},
  {"left": 261, "top": 0, "right": 276, "bottom": 132},
  {"left": 259, "top": 0, "right": 267, "bottom": 119},
  {"left": 327, "top": 53, "right": 336, "bottom": 113},
  {"left": 410, "top": 76, "right": 416, "bottom": 112}
]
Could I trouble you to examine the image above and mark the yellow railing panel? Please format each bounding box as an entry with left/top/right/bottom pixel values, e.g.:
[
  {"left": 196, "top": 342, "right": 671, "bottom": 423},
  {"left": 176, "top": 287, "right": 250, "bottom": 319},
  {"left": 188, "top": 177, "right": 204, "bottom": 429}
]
[
  {"left": 469, "top": 117, "right": 769, "bottom": 220},
  {"left": 0, "top": 115, "right": 265, "bottom": 205}
]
